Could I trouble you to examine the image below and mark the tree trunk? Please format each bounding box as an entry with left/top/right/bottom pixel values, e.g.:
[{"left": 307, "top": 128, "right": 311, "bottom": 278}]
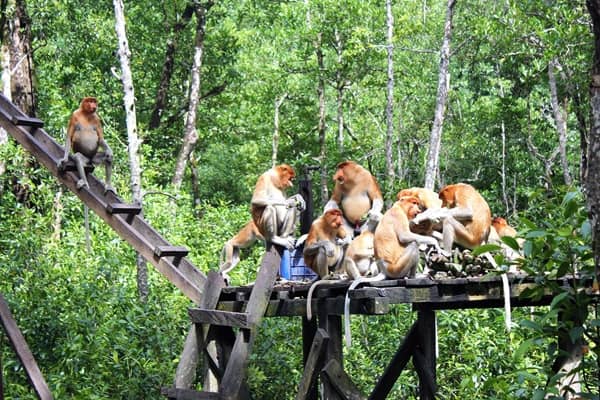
[
  {"left": 0, "top": 37, "right": 10, "bottom": 176},
  {"left": 272, "top": 93, "right": 287, "bottom": 167},
  {"left": 548, "top": 58, "right": 573, "bottom": 186},
  {"left": 172, "top": 2, "right": 212, "bottom": 190},
  {"left": 385, "top": 0, "right": 395, "bottom": 190},
  {"left": 149, "top": 4, "right": 195, "bottom": 130},
  {"left": 113, "top": 0, "right": 147, "bottom": 301},
  {"left": 423, "top": 0, "right": 456, "bottom": 190},
  {"left": 335, "top": 28, "right": 345, "bottom": 153},
  {"left": 316, "top": 32, "right": 328, "bottom": 206},
  {"left": 585, "top": 0, "right": 600, "bottom": 292},
  {"left": 8, "top": 0, "right": 35, "bottom": 116}
]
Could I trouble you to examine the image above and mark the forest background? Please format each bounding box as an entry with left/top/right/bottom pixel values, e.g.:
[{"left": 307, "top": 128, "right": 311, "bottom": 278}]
[{"left": 0, "top": 0, "right": 599, "bottom": 399}]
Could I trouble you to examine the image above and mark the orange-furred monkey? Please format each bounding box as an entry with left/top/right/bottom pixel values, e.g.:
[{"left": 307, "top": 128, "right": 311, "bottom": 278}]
[
  {"left": 488, "top": 216, "right": 523, "bottom": 263},
  {"left": 397, "top": 187, "right": 443, "bottom": 236},
  {"left": 58, "top": 97, "right": 113, "bottom": 191},
  {"left": 219, "top": 220, "right": 265, "bottom": 283},
  {"left": 324, "top": 161, "right": 383, "bottom": 238},
  {"left": 343, "top": 196, "right": 439, "bottom": 346},
  {"left": 413, "top": 183, "right": 491, "bottom": 252},
  {"left": 251, "top": 164, "right": 305, "bottom": 250},
  {"left": 303, "top": 209, "right": 348, "bottom": 279}
]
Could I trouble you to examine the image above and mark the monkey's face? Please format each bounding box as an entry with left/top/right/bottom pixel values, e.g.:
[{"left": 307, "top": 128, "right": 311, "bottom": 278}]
[
  {"left": 491, "top": 217, "right": 507, "bottom": 231},
  {"left": 333, "top": 168, "right": 345, "bottom": 185},
  {"left": 325, "top": 209, "right": 343, "bottom": 229},
  {"left": 399, "top": 197, "right": 421, "bottom": 219},
  {"left": 276, "top": 164, "right": 296, "bottom": 189},
  {"left": 82, "top": 98, "right": 98, "bottom": 113}
]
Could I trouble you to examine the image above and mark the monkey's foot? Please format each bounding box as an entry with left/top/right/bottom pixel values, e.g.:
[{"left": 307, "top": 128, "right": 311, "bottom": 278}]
[{"left": 76, "top": 179, "right": 89, "bottom": 190}]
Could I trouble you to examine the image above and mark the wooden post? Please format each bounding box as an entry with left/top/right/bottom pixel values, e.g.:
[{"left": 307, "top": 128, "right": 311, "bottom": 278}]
[
  {"left": 302, "top": 316, "right": 318, "bottom": 400},
  {"left": 1, "top": 338, "right": 4, "bottom": 400},
  {"left": 416, "top": 308, "right": 437, "bottom": 399},
  {"left": 318, "top": 308, "right": 344, "bottom": 400}
]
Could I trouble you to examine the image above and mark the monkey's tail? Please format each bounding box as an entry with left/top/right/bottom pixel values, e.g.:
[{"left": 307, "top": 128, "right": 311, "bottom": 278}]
[
  {"left": 306, "top": 279, "right": 326, "bottom": 321},
  {"left": 344, "top": 273, "right": 386, "bottom": 347},
  {"left": 482, "top": 252, "right": 512, "bottom": 331}
]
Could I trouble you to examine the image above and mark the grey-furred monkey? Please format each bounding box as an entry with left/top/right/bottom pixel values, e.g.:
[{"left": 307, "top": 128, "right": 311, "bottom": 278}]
[
  {"left": 324, "top": 160, "right": 383, "bottom": 239},
  {"left": 250, "top": 164, "right": 305, "bottom": 250},
  {"left": 57, "top": 96, "right": 113, "bottom": 192}
]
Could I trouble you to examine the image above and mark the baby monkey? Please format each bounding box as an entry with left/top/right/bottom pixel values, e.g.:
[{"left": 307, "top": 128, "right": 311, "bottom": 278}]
[{"left": 58, "top": 96, "right": 113, "bottom": 192}]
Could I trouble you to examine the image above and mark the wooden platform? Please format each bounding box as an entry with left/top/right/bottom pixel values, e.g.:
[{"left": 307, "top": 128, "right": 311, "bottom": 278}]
[{"left": 213, "top": 273, "right": 581, "bottom": 316}]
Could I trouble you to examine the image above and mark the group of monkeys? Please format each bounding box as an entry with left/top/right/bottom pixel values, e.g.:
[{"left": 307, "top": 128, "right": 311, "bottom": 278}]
[
  {"left": 56, "top": 97, "right": 519, "bottom": 291},
  {"left": 219, "top": 160, "right": 521, "bottom": 286}
]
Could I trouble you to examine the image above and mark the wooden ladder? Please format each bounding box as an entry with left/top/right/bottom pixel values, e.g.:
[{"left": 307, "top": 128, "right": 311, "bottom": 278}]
[
  {"left": 162, "top": 244, "right": 283, "bottom": 400},
  {"left": 0, "top": 93, "right": 205, "bottom": 304}
]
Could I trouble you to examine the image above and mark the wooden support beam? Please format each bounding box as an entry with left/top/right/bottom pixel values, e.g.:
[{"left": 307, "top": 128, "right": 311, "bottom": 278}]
[
  {"left": 12, "top": 115, "right": 43, "bottom": 128},
  {"left": 296, "top": 328, "right": 329, "bottom": 400},
  {"left": 188, "top": 309, "right": 251, "bottom": 329},
  {"left": 219, "top": 244, "right": 282, "bottom": 400},
  {"left": 321, "top": 359, "right": 366, "bottom": 400},
  {"left": 318, "top": 310, "right": 344, "bottom": 400},
  {"left": 416, "top": 309, "right": 437, "bottom": 399},
  {"left": 300, "top": 317, "right": 318, "bottom": 400},
  {"left": 0, "top": 295, "right": 53, "bottom": 400},
  {"left": 368, "top": 322, "right": 418, "bottom": 400}
]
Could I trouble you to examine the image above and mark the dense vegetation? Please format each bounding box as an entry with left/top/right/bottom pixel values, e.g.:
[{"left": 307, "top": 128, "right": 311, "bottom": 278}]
[{"left": 0, "top": 0, "right": 598, "bottom": 399}]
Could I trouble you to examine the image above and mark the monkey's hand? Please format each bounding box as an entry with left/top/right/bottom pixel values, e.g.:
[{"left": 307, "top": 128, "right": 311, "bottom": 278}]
[
  {"left": 336, "top": 235, "right": 352, "bottom": 248},
  {"left": 286, "top": 194, "right": 306, "bottom": 211},
  {"left": 366, "top": 209, "right": 382, "bottom": 224}
]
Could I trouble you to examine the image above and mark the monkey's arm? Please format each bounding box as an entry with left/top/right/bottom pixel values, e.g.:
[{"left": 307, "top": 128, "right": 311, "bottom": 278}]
[
  {"left": 303, "top": 240, "right": 336, "bottom": 257},
  {"left": 447, "top": 207, "right": 473, "bottom": 221},
  {"left": 57, "top": 124, "right": 74, "bottom": 169},
  {"left": 396, "top": 229, "right": 440, "bottom": 248},
  {"left": 98, "top": 138, "right": 113, "bottom": 162}
]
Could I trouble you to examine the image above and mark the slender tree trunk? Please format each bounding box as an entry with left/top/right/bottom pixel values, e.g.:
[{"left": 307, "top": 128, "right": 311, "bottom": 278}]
[
  {"left": 548, "top": 59, "right": 573, "bottom": 186},
  {"left": 272, "top": 93, "right": 287, "bottom": 167},
  {"left": 0, "top": 35, "right": 10, "bottom": 176},
  {"left": 113, "top": 0, "right": 147, "bottom": 301},
  {"left": 385, "top": 0, "right": 395, "bottom": 190},
  {"left": 335, "top": 28, "right": 345, "bottom": 153},
  {"left": 586, "top": 0, "right": 600, "bottom": 292},
  {"left": 149, "top": 4, "right": 195, "bottom": 130},
  {"left": 172, "top": 2, "right": 212, "bottom": 189},
  {"left": 316, "top": 32, "right": 328, "bottom": 205},
  {"left": 9, "top": 0, "right": 35, "bottom": 116},
  {"left": 424, "top": 0, "right": 456, "bottom": 190},
  {"left": 496, "top": 64, "right": 509, "bottom": 215}
]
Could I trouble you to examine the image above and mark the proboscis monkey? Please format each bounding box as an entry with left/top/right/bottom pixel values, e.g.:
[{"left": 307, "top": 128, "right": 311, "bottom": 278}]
[
  {"left": 219, "top": 220, "right": 264, "bottom": 284},
  {"left": 251, "top": 164, "right": 305, "bottom": 250},
  {"left": 343, "top": 196, "right": 440, "bottom": 346},
  {"left": 488, "top": 216, "right": 523, "bottom": 263},
  {"left": 324, "top": 160, "right": 383, "bottom": 239},
  {"left": 303, "top": 209, "right": 348, "bottom": 279},
  {"left": 412, "top": 183, "right": 491, "bottom": 252},
  {"left": 304, "top": 208, "right": 378, "bottom": 320},
  {"left": 397, "top": 187, "right": 443, "bottom": 237},
  {"left": 58, "top": 97, "right": 113, "bottom": 192}
]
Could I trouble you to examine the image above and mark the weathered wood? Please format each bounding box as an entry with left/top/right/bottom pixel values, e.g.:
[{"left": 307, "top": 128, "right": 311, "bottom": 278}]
[
  {"left": 368, "top": 322, "right": 419, "bottom": 400},
  {"left": 155, "top": 246, "right": 190, "bottom": 258},
  {"left": 416, "top": 309, "right": 437, "bottom": 399},
  {"left": 219, "top": 244, "right": 282, "bottom": 400},
  {"left": 301, "top": 316, "right": 318, "bottom": 400},
  {"left": 296, "top": 328, "right": 329, "bottom": 400},
  {"left": 106, "top": 203, "right": 142, "bottom": 215},
  {"left": 189, "top": 309, "right": 251, "bottom": 329},
  {"left": 161, "top": 387, "right": 220, "bottom": 399},
  {"left": 318, "top": 309, "right": 344, "bottom": 400},
  {"left": 321, "top": 359, "right": 366, "bottom": 400},
  {"left": 0, "top": 295, "right": 53, "bottom": 400},
  {"left": 12, "top": 115, "right": 43, "bottom": 128}
]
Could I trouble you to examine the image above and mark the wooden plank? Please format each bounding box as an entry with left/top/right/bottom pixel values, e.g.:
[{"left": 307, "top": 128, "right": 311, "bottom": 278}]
[
  {"left": 0, "top": 295, "right": 53, "bottom": 400},
  {"left": 155, "top": 246, "right": 189, "bottom": 258},
  {"left": 106, "top": 203, "right": 142, "bottom": 215},
  {"left": 416, "top": 310, "right": 437, "bottom": 400},
  {"left": 219, "top": 244, "right": 282, "bottom": 400},
  {"left": 296, "top": 328, "right": 329, "bottom": 400},
  {"left": 321, "top": 359, "right": 366, "bottom": 400},
  {"left": 12, "top": 115, "right": 43, "bottom": 128},
  {"left": 160, "top": 387, "right": 220, "bottom": 399},
  {"left": 188, "top": 309, "right": 250, "bottom": 329},
  {"left": 368, "top": 322, "right": 418, "bottom": 400}
]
